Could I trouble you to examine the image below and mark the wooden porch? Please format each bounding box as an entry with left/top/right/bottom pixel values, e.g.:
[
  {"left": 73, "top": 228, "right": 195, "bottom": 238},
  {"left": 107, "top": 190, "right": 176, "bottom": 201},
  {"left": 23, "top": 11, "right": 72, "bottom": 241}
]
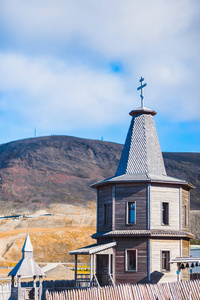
[{"left": 70, "top": 242, "right": 116, "bottom": 288}]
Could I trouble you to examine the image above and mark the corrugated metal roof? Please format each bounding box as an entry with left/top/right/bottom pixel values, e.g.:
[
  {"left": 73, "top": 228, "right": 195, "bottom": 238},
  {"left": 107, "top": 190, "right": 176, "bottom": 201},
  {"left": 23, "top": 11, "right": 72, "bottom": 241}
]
[
  {"left": 92, "top": 230, "right": 194, "bottom": 239},
  {"left": 170, "top": 257, "right": 200, "bottom": 264},
  {"left": 69, "top": 242, "right": 117, "bottom": 255}
]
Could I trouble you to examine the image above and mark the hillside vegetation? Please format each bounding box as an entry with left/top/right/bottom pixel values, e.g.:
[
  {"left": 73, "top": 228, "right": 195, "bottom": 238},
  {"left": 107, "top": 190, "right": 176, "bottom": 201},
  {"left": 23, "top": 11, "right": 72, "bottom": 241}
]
[{"left": 0, "top": 135, "right": 199, "bottom": 265}]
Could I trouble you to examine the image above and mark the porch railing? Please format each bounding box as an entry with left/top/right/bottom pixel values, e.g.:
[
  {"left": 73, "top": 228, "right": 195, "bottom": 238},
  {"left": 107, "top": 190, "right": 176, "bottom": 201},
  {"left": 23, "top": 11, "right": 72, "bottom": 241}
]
[{"left": 75, "top": 274, "right": 90, "bottom": 288}]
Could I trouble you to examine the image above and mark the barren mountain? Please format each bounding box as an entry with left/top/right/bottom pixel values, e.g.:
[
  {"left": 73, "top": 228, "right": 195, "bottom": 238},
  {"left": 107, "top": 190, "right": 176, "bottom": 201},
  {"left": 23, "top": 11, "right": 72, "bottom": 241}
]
[
  {"left": 0, "top": 135, "right": 199, "bottom": 213},
  {"left": 0, "top": 135, "right": 199, "bottom": 268}
]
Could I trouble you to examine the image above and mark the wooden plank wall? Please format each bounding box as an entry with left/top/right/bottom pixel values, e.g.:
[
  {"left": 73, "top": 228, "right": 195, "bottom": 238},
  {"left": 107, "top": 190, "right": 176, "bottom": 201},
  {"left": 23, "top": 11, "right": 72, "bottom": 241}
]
[
  {"left": 98, "top": 185, "right": 112, "bottom": 232},
  {"left": 150, "top": 186, "right": 179, "bottom": 230},
  {"left": 115, "top": 184, "right": 147, "bottom": 230},
  {"left": 182, "top": 188, "right": 190, "bottom": 232},
  {"left": 181, "top": 239, "right": 190, "bottom": 281},
  {"left": 150, "top": 239, "right": 180, "bottom": 283},
  {"left": 114, "top": 237, "right": 148, "bottom": 285}
]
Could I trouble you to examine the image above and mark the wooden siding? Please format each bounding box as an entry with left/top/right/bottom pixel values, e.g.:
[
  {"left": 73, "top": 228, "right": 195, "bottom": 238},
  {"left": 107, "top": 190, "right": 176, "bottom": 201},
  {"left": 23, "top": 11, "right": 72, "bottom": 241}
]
[
  {"left": 115, "top": 184, "right": 147, "bottom": 230},
  {"left": 181, "top": 239, "right": 190, "bottom": 281},
  {"left": 98, "top": 186, "right": 112, "bottom": 232},
  {"left": 150, "top": 239, "right": 180, "bottom": 283},
  {"left": 114, "top": 237, "right": 148, "bottom": 285},
  {"left": 182, "top": 188, "right": 190, "bottom": 232},
  {"left": 150, "top": 186, "right": 179, "bottom": 230}
]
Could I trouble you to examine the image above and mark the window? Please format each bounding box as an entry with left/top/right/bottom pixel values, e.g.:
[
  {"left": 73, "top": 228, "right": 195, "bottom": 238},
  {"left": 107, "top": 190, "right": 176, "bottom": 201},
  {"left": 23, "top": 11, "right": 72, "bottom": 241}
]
[
  {"left": 161, "top": 251, "right": 170, "bottom": 271},
  {"left": 126, "top": 249, "right": 137, "bottom": 271},
  {"left": 103, "top": 203, "right": 107, "bottom": 226},
  {"left": 127, "top": 202, "right": 136, "bottom": 224},
  {"left": 184, "top": 205, "right": 187, "bottom": 227},
  {"left": 162, "top": 202, "right": 169, "bottom": 225}
]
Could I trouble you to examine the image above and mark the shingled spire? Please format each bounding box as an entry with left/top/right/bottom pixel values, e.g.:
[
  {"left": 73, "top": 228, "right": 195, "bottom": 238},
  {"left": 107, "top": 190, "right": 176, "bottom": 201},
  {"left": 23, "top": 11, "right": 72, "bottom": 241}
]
[{"left": 115, "top": 77, "right": 166, "bottom": 177}]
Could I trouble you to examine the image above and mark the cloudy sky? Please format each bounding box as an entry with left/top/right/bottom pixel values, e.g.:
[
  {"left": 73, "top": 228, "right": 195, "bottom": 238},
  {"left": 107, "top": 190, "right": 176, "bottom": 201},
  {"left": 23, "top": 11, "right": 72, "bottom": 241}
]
[{"left": 0, "top": 0, "right": 199, "bottom": 152}]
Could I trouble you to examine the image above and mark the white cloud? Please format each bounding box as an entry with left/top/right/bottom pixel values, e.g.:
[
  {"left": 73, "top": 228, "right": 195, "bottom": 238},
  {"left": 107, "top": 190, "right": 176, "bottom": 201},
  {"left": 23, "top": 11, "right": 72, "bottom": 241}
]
[
  {"left": 0, "top": 53, "right": 132, "bottom": 131},
  {"left": 0, "top": 0, "right": 199, "bottom": 145}
]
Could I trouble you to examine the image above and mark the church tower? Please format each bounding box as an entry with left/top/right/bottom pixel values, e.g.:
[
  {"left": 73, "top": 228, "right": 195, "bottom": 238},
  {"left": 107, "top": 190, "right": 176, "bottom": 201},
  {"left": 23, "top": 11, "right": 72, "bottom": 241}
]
[
  {"left": 91, "top": 77, "right": 194, "bottom": 284},
  {"left": 70, "top": 77, "right": 195, "bottom": 286}
]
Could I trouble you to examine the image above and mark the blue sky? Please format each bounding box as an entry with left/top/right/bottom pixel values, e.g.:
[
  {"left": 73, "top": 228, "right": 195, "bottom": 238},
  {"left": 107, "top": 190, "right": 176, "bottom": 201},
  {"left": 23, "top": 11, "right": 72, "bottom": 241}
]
[{"left": 0, "top": 0, "right": 199, "bottom": 152}]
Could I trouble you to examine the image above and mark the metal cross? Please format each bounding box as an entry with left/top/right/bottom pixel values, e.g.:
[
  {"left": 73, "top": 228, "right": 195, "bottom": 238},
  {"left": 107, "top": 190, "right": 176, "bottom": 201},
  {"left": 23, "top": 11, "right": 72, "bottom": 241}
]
[{"left": 137, "top": 77, "right": 147, "bottom": 107}]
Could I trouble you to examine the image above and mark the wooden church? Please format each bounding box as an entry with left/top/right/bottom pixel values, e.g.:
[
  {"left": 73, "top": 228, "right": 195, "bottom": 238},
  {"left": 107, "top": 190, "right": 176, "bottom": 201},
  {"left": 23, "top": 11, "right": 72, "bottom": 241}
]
[{"left": 70, "top": 77, "right": 195, "bottom": 286}]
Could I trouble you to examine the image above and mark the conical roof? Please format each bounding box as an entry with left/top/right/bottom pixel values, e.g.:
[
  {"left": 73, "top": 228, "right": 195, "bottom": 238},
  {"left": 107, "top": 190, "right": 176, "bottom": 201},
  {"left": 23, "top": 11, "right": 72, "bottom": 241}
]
[
  {"left": 115, "top": 106, "right": 166, "bottom": 176},
  {"left": 22, "top": 233, "right": 33, "bottom": 252},
  {"left": 9, "top": 232, "right": 45, "bottom": 278},
  {"left": 91, "top": 78, "right": 194, "bottom": 189}
]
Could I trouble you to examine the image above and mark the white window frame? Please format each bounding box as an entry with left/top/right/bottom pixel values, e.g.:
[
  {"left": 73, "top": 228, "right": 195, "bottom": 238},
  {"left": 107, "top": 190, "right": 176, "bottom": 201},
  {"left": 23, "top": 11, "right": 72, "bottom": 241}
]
[
  {"left": 126, "top": 201, "right": 136, "bottom": 225},
  {"left": 184, "top": 205, "right": 187, "bottom": 227},
  {"left": 162, "top": 202, "right": 169, "bottom": 225},
  {"left": 161, "top": 250, "right": 170, "bottom": 272},
  {"left": 125, "top": 249, "right": 137, "bottom": 272}
]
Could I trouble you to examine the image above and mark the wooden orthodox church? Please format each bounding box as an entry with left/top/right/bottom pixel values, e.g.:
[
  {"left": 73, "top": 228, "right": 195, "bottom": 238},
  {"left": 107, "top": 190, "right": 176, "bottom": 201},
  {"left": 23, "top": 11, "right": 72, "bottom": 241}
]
[
  {"left": 70, "top": 77, "right": 196, "bottom": 286},
  {"left": 9, "top": 232, "right": 45, "bottom": 300}
]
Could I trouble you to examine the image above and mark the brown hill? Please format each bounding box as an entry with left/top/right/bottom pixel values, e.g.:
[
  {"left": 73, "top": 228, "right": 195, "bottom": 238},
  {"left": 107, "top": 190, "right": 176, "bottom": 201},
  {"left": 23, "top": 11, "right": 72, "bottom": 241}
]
[
  {"left": 0, "top": 135, "right": 199, "bottom": 267},
  {"left": 0, "top": 135, "right": 199, "bottom": 213}
]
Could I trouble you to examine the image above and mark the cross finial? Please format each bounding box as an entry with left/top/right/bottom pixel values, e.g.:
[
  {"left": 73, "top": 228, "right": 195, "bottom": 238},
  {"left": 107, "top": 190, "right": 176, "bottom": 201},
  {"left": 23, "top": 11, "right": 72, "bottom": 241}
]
[{"left": 137, "top": 76, "right": 147, "bottom": 107}]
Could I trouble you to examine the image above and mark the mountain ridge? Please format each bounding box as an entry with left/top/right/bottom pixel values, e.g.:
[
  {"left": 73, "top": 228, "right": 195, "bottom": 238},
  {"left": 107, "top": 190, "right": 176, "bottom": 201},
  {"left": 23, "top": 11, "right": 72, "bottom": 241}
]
[{"left": 0, "top": 135, "right": 199, "bottom": 214}]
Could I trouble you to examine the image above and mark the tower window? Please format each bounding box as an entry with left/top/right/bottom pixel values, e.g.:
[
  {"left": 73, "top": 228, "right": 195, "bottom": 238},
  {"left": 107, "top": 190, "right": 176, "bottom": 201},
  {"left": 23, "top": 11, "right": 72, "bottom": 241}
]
[
  {"left": 126, "top": 249, "right": 137, "bottom": 271},
  {"left": 161, "top": 251, "right": 170, "bottom": 271},
  {"left": 184, "top": 205, "right": 187, "bottom": 227},
  {"left": 103, "top": 203, "right": 107, "bottom": 226},
  {"left": 162, "top": 202, "right": 169, "bottom": 225},
  {"left": 127, "top": 202, "right": 136, "bottom": 224}
]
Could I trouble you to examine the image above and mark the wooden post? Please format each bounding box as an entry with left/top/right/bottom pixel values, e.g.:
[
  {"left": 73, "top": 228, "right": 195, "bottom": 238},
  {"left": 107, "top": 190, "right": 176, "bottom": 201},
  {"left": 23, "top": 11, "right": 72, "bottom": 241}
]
[
  {"left": 11, "top": 276, "right": 15, "bottom": 299},
  {"left": 75, "top": 255, "right": 77, "bottom": 287},
  {"left": 108, "top": 254, "right": 111, "bottom": 275},
  {"left": 94, "top": 254, "right": 96, "bottom": 276},
  {"left": 33, "top": 276, "right": 37, "bottom": 300},
  {"left": 17, "top": 276, "right": 21, "bottom": 300},
  {"left": 90, "top": 255, "right": 93, "bottom": 287},
  {"left": 39, "top": 276, "right": 43, "bottom": 300}
]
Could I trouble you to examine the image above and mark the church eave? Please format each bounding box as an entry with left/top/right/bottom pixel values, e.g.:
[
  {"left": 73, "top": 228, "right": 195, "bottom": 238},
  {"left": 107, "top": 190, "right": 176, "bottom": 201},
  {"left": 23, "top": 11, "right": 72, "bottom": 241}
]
[
  {"left": 91, "top": 174, "right": 195, "bottom": 189},
  {"left": 92, "top": 230, "right": 194, "bottom": 239}
]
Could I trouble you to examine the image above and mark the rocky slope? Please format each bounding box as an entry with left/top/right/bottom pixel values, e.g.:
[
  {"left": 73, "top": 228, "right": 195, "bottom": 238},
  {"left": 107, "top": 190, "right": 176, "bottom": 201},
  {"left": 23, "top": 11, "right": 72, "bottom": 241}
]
[
  {"left": 0, "top": 135, "right": 199, "bottom": 266},
  {"left": 0, "top": 135, "right": 199, "bottom": 213}
]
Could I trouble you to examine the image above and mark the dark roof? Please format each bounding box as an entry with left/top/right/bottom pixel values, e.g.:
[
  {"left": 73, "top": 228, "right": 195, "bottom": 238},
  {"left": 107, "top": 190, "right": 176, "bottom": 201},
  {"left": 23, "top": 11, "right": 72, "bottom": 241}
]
[
  {"left": 92, "top": 229, "right": 194, "bottom": 239},
  {"left": 91, "top": 106, "right": 194, "bottom": 189},
  {"left": 91, "top": 173, "right": 194, "bottom": 189},
  {"left": 115, "top": 107, "right": 166, "bottom": 177}
]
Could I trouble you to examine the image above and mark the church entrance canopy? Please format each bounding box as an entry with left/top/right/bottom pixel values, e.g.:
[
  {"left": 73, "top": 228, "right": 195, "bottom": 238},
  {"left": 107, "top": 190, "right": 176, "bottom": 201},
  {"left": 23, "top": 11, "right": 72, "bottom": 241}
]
[{"left": 70, "top": 242, "right": 116, "bottom": 287}]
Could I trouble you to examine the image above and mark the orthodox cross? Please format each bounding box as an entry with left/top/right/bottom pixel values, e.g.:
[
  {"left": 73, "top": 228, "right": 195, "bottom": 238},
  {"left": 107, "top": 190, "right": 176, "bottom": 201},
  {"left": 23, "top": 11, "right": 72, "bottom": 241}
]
[{"left": 137, "top": 77, "right": 147, "bottom": 107}]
